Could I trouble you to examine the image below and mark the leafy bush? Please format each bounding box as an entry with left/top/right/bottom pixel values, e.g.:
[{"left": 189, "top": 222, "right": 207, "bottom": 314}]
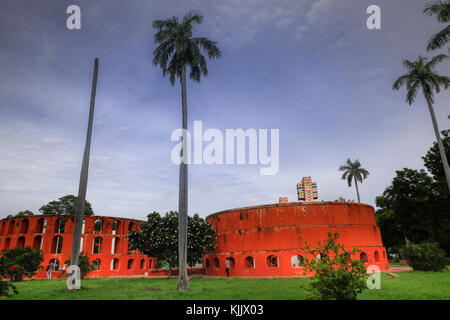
[
  {"left": 0, "top": 246, "right": 44, "bottom": 281},
  {"left": 64, "top": 252, "right": 94, "bottom": 279},
  {"left": 0, "top": 258, "right": 18, "bottom": 297},
  {"left": 401, "top": 242, "right": 448, "bottom": 272},
  {"left": 301, "top": 232, "right": 368, "bottom": 300}
]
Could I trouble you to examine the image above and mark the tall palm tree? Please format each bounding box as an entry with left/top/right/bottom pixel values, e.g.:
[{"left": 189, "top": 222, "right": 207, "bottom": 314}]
[
  {"left": 424, "top": 1, "right": 450, "bottom": 52},
  {"left": 152, "top": 12, "right": 221, "bottom": 291},
  {"left": 393, "top": 55, "right": 450, "bottom": 192},
  {"left": 339, "top": 159, "right": 369, "bottom": 203}
]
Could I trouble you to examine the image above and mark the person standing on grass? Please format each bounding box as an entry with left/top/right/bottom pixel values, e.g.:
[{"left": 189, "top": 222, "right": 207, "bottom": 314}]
[
  {"left": 225, "top": 258, "right": 231, "bottom": 278},
  {"left": 46, "top": 261, "right": 55, "bottom": 279}
]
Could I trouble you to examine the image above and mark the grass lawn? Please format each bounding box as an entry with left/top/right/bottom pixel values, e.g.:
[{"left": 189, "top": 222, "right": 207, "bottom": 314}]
[{"left": 1, "top": 269, "right": 449, "bottom": 300}]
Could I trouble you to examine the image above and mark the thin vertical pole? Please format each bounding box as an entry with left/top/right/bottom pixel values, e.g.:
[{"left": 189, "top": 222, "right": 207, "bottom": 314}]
[{"left": 69, "top": 58, "right": 99, "bottom": 271}]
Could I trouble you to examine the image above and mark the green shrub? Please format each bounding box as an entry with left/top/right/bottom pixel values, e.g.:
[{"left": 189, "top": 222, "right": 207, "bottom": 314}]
[
  {"left": 64, "top": 252, "right": 94, "bottom": 279},
  {"left": 0, "top": 246, "right": 44, "bottom": 281},
  {"left": 302, "top": 232, "right": 368, "bottom": 300},
  {"left": 0, "top": 258, "right": 18, "bottom": 297},
  {"left": 401, "top": 242, "right": 448, "bottom": 272}
]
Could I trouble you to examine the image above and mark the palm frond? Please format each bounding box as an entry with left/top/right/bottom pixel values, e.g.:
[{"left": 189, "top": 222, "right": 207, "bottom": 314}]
[
  {"left": 427, "top": 25, "right": 450, "bottom": 51},
  {"left": 426, "top": 54, "right": 449, "bottom": 69},
  {"left": 424, "top": 1, "right": 450, "bottom": 23}
]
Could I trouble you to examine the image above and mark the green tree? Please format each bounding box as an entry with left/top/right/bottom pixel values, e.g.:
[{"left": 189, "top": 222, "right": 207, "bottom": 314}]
[
  {"left": 422, "top": 121, "right": 450, "bottom": 180},
  {"left": 301, "top": 232, "right": 368, "bottom": 300},
  {"left": 39, "top": 195, "right": 94, "bottom": 216},
  {"left": 152, "top": 11, "right": 220, "bottom": 291},
  {"left": 393, "top": 55, "right": 450, "bottom": 191},
  {"left": 0, "top": 246, "right": 44, "bottom": 281},
  {"left": 377, "top": 168, "right": 450, "bottom": 254},
  {"left": 424, "top": 1, "right": 450, "bottom": 52},
  {"left": 128, "top": 211, "right": 215, "bottom": 277},
  {"left": 15, "top": 210, "right": 34, "bottom": 217},
  {"left": 338, "top": 159, "right": 369, "bottom": 203}
]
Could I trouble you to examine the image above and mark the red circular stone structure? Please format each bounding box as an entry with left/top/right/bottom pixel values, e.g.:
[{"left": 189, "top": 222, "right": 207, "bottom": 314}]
[
  {"left": 204, "top": 202, "right": 389, "bottom": 277},
  {"left": 0, "top": 215, "right": 154, "bottom": 278}
]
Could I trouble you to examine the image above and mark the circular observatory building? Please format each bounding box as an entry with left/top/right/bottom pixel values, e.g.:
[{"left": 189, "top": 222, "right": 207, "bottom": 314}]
[{"left": 203, "top": 201, "right": 389, "bottom": 277}]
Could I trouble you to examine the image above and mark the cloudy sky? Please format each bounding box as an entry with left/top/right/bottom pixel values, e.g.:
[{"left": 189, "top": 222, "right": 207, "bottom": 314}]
[{"left": 0, "top": 0, "right": 449, "bottom": 220}]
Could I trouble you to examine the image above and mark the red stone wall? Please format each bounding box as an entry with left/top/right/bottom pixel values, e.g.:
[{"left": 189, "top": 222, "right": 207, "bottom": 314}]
[
  {"left": 204, "top": 202, "right": 389, "bottom": 277},
  {"left": 0, "top": 215, "right": 154, "bottom": 279}
]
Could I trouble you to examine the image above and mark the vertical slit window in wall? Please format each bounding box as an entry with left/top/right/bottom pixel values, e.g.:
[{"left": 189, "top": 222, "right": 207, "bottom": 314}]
[
  {"left": 127, "top": 259, "right": 134, "bottom": 269},
  {"left": 140, "top": 259, "right": 145, "bottom": 269}
]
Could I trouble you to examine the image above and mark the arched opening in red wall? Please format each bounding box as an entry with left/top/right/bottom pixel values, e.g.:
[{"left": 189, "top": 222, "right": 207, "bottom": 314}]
[
  {"left": 128, "top": 222, "right": 136, "bottom": 234},
  {"left": 94, "top": 219, "right": 103, "bottom": 234},
  {"left": 0, "top": 221, "right": 6, "bottom": 235},
  {"left": 51, "top": 236, "right": 63, "bottom": 254},
  {"left": 360, "top": 252, "right": 368, "bottom": 263},
  {"left": 227, "top": 257, "right": 236, "bottom": 268},
  {"left": 127, "top": 259, "right": 134, "bottom": 269},
  {"left": 49, "top": 258, "right": 60, "bottom": 269},
  {"left": 20, "top": 219, "right": 29, "bottom": 234},
  {"left": 17, "top": 236, "right": 25, "bottom": 248},
  {"left": 205, "top": 258, "right": 210, "bottom": 269},
  {"left": 291, "top": 254, "right": 304, "bottom": 267},
  {"left": 374, "top": 251, "right": 380, "bottom": 263},
  {"left": 111, "top": 258, "right": 119, "bottom": 270},
  {"left": 36, "top": 218, "right": 46, "bottom": 233},
  {"left": 33, "top": 236, "right": 43, "bottom": 250},
  {"left": 112, "top": 220, "right": 120, "bottom": 235},
  {"left": 93, "top": 237, "right": 102, "bottom": 254},
  {"left": 93, "top": 259, "right": 101, "bottom": 270},
  {"left": 267, "top": 255, "right": 279, "bottom": 268},
  {"left": 245, "top": 256, "right": 255, "bottom": 268},
  {"left": 112, "top": 237, "right": 119, "bottom": 254},
  {"left": 140, "top": 259, "right": 145, "bottom": 269},
  {"left": 54, "top": 219, "right": 65, "bottom": 233},
  {"left": 4, "top": 237, "right": 11, "bottom": 250},
  {"left": 213, "top": 257, "right": 220, "bottom": 269},
  {"left": 8, "top": 220, "right": 15, "bottom": 234}
]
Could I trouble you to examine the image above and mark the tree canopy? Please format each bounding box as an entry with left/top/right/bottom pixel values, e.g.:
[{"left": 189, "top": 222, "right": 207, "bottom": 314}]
[
  {"left": 376, "top": 123, "right": 450, "bottom": 255},
  {"left": 152, "top": 11, "right": 221, "bottom": 85},
  {"left": 127, "top": 211, "right": 215, "bottom": 270},
  {"left": 39, "top": 195, "right": 94, "bottom": 216}
]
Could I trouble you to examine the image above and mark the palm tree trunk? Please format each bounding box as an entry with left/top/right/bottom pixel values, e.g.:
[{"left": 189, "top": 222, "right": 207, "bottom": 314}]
[
  {"left": 354, "top": 176, "right": 361, "bottom": 203},
  {"left": 69, "top": 58, "right": 99, "bottom": 290},
  {"left": 178, "top": 63, "right": 189, "bottom": 291},
  {"left": 423, "top": 89, "right": 450, "bottom": 192}
]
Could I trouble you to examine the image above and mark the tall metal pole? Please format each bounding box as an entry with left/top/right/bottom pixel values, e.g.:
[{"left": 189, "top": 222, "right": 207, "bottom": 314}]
[{"left": 69, "top": 58, "right": 99, "bottom": 272}]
